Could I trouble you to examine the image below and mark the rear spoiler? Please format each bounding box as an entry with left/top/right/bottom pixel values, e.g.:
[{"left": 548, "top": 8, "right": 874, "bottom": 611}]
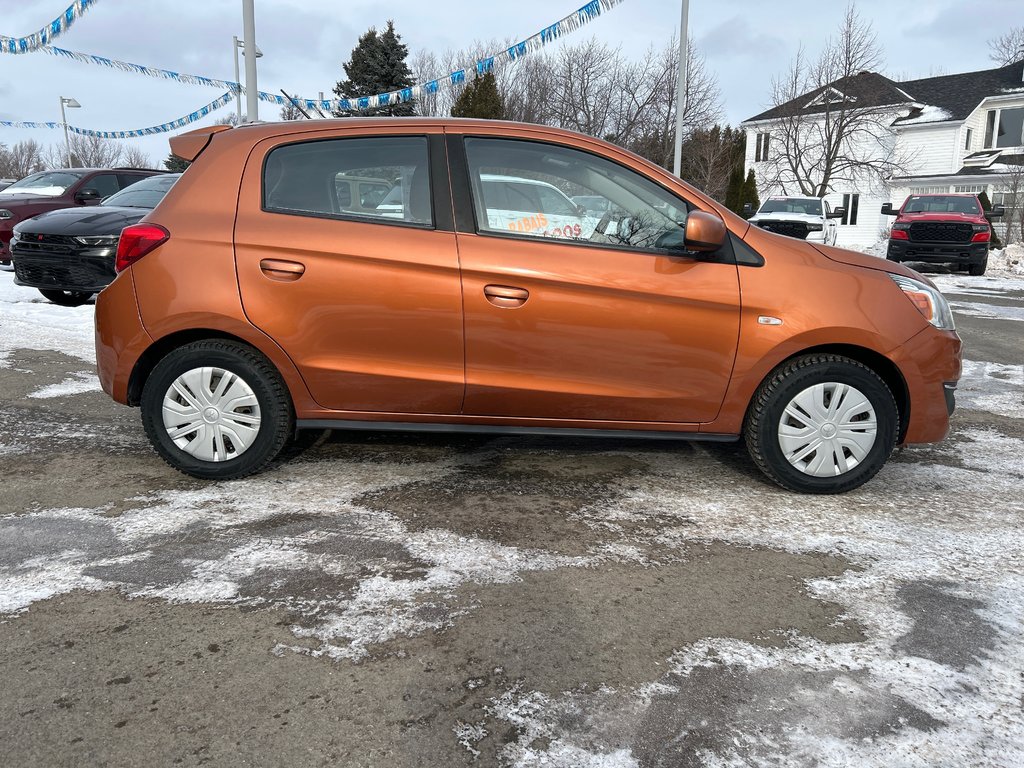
[{"left": 168, "top": 124, "right": 232, "bottom": 162}]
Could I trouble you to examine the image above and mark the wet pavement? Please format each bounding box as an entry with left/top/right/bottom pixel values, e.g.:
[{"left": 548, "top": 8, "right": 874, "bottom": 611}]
[{"left": 0, "top": 271, "right": 1022, "bottom": 767}]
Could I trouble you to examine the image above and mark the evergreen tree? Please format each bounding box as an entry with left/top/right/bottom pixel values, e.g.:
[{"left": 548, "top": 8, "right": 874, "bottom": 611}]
[
  {"left": 164, "top": 154, "right": 190, "bottom": 173},
  {"left": 724, "top": 166, "right": 744, "bottom": 213},
  {"left": 451, "top": 73, "right": 506, "bottom": 120},
  {"left": 978, "top": 190, "right": 1002, "bottom": 248},
  {"left": 333, "top": 21, "right": 415, "bottom": 117},
  {"left": 740, "top": 169, "right": 760, "bottom": 218}
]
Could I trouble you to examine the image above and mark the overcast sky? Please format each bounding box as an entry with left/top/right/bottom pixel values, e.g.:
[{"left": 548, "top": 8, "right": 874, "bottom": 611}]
[{"left": 0, "top": 0, "right": 1017, "bottom": 168}]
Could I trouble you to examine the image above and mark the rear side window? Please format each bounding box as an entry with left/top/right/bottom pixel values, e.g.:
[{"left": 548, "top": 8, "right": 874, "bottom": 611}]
[{"left": 263, "top": 136, "right": 432, "bottom": 226}]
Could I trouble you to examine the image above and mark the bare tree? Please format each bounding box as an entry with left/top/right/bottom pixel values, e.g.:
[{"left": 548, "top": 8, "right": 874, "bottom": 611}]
[
  {"left": 49, "top": 134, "right": 124, "bottom": 168},
  {"left": 120, "top": 144, "right": 152, "bottom": 169},
  {"left": 989, "top": 27, "right": 1024, "bottom": 66},
  {"left": 279, "top": 101, "right": 304, "bottom": 121},
  {"left": 0, "top": 140, "right": 45, "bottom": 178},
  {"left": 995, "top": 164, "right": 1024, "bottom": 245},
  {"left": 759, "top": 5, "right": 911, "bottom": 197}
]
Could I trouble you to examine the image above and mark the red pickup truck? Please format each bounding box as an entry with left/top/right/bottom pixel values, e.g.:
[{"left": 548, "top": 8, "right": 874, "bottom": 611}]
[
  {"left": 882, "top": 193, "right": 1003, "bottom": 276},
  {"left": 0, "top": 168, "right": 162, "bottom": 269}
]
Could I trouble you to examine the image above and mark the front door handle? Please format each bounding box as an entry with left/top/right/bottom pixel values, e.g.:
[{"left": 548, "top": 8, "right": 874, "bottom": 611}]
[
  {"left": 260, "top": 258, "right": 305, "bottom": 281},
  {"left": 484, "top": 284, "right": 529, "bottom": 309}
]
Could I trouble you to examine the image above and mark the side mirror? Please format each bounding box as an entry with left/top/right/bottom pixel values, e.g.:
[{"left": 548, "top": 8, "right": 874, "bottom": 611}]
[
  {"left": 75, "top": 188, "right": 101, "bottom": 204},
  {"left": 742, "top": 203, "right": 754, "bottom": 216},
  {"left": 986, "top": 205, "right": 1005, "bottom": 219},
  {"left": 880, "top": 203, "right": 896, "bottom": 216},
  {"left": 828, "top": 207, "right": 846, "bottom": 219},
  {"left": 683, "top": 210, "right": 727, "bottom": 253}
]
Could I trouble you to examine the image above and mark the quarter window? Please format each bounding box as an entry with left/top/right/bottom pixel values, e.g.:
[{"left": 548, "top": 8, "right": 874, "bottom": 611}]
[
  {"left": 463, "top": 137, "right": 691, "bottom": 252},
  {"left": 263, "top": 136, "right": 432, "bottom": 226}
]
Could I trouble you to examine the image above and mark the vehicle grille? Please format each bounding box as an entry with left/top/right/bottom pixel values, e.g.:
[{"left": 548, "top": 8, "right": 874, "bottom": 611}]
[
  {"left": 13, "top": 256, "right": 114, "bottom": 289},
  {"left": 756, "top": 220, "right": 809, "bottom": 239},
  {"left": 11, "top": 233, "right": 78, "bottom": 255},
  {"left": 908, "top": 222, "right": 973, "bottom": 244}
]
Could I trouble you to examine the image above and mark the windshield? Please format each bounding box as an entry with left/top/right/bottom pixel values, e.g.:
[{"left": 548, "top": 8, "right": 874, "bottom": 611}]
[
  {"left": 0, "top": 171, "right": 81, "bottom": 197},
  {"left": 102, "top": 174, "right": 180, "bottom": 208},
  {"left": 903, "top": 195, "right": 980, "bottom": 215},
  {"left": 758, "top": 198, "right": 823, "bottom": 216}
]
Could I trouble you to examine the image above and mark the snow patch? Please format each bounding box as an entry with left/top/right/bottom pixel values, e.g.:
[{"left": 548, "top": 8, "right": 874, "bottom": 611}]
[
  {"left": 0, "top": 272, "right": 96, "bottom": 367},
  {"left": 958, "top": 360, "right": 1024, "bottom": 419},
  {"left": 28, "top": 371, "right": 101, "bottom": 399}
]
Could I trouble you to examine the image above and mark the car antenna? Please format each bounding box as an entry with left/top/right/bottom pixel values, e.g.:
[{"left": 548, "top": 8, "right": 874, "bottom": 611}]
[{"left": 280, "top": 90, "right": 314, "bottom": 120}]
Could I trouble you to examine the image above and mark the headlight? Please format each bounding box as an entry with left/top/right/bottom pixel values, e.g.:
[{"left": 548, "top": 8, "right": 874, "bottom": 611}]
[
  {"left": 807, "top": 223, "right": 824, "bottom": 231},
  {"left": 890, "top": 274, "right": 955, "bottom": 330},
  {"left": 73, "top": 235, "right": 120, "bottom": 246},
  {"left": 0, "top": 209, "right": 13, "bottom": 220}
]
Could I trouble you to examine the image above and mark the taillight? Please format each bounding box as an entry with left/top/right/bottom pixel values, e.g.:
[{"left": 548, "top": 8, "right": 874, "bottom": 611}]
[{"left": 115, "top": 223, "right": 169, "bottom": 273}]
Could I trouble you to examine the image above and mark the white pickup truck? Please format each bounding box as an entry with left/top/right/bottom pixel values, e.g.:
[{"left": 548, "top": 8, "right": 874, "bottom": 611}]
[{"left": 745, "top": 196, "right": 844, "bottom": 246}]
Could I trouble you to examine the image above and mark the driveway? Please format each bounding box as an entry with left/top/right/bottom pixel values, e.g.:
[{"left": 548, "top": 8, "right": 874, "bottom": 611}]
[{"left": 0, "top": 269, "right": 1021, "bottom": 767}]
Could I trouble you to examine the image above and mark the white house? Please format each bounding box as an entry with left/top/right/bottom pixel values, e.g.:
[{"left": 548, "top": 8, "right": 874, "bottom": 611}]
[{"left": 741, "top": 59, "right": 1024, "bottom": 248}]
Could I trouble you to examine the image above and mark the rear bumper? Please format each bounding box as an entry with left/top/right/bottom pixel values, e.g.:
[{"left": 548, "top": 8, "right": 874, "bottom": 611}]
[
  {"left": 887, "top": 239, "right": 987, "bottom": 264},
  {"left": 95, "top": 272, "right": 153, "bottom": 403}
]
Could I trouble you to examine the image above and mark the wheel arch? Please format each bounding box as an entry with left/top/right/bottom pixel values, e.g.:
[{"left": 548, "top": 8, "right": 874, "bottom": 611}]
[
  {"left": 751, "top": 343, "right": 911, "bottom": 442},
  {"left": 127, "top": 328, "right": 305, "bottom": 408}
]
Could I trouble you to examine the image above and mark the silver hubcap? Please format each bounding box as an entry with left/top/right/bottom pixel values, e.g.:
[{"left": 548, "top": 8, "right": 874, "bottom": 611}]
[
  {"left": 778, "top": 382, "right": 877, "bottom": 477},
  {"left": 161, "top": 367, "right": 261, "bottom": 462}
]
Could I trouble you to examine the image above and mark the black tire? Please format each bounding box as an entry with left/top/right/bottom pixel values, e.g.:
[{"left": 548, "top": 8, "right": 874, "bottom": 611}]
[
  {"left": 39, "top": 288, "right": 93, "bottom": 306},
  {"left": 744, "top": 354, "right": 898, "bottom": 494},
  {"left": 968, "top": 257, "right": 987, "bottom": 276},
  {"left": 140, "top": 340, "right": 294, "bottom": 480}
]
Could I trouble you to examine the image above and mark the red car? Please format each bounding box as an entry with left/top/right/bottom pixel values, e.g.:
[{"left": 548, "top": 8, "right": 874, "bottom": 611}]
[
  {"left": 882, "top": 193, "right": 1003, "bottom": 276},
  {"left": 0, "top": 168, "right": 163, "bottom": 268}
]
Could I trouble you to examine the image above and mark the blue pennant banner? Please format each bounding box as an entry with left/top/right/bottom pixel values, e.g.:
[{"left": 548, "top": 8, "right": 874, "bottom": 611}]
[
  {"left": 0, "top": 91, "right": 236, "bottom": 138},
  {"left": 1, "top": 1, "right": 99, "bottom": 54},
  {"left": 33, "top": 0, "right": 624, "bottom": 114}
]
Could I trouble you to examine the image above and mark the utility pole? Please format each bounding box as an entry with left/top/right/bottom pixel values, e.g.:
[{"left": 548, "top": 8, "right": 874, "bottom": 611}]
[
  {"left": 672, "top": 0, "right": 689, "bottom": 178},
  {"left": 232, "top": 35, "right": 243, "bottom": 122},
  {"left": 242, "top": 0, "right": 259, "bottom": 122}
]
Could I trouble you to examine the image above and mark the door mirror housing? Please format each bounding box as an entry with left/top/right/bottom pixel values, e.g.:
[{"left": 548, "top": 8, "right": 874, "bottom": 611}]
[
  {"left": 986, "top": 205, "right": 1005, "bottom": 220},
  {"left": 683, "top": 210, "right": 727, "bottom": 252},
  {"left": 742, "top": 202, "right": 754, "bottom": 216},
  {"left": 828, "top": 207, "right": 846, "bottom": 219},
  {"left": 75, "top": 188, "right": 102, "bottom": 204},
  {"left": 880, "top": 203, "right": 896, "bottom": 216}
]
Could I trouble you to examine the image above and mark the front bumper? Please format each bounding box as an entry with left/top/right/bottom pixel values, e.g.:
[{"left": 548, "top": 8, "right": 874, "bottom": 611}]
[
  {"left": 11, "top": 245, "right": 116, "bottom": 293},
  {"left": 887, "top": 239, "right": 988, "bottom": 265},
  {"left": 890, "top": 325, "right": 962, "bottom": 445}
]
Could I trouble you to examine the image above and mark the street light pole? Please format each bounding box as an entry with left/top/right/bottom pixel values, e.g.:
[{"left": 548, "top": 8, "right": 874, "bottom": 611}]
[
  {"left": 59, "top": 96, "right": 81, "bottom": 168},
  {"left": 232, "top": 35, "right": 242, "bottom": 123},
  {"left": 672, "top": 0, "right": 690, "bottom": 178},
  {"left": 242, "top": 0, "right": 259, "bottom": 122}
]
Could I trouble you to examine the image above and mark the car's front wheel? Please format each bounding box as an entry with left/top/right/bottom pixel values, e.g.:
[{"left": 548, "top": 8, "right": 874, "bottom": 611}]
[
  {"left": 140, "top": 340, "right": 294, "bottom": 480},
  {"left": 39, "top": 288, "right": 94, "bottom": 306},
  {"left": 744, "top": 354, "right": 898, "bottom": 493},
  {"left": 968, "top": 256, "right": 987, "bottom": 276}
]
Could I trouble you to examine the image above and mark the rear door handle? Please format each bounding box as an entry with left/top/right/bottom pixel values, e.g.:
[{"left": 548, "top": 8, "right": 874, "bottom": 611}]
[
  {"left": 260, "top": 258, "right": 305, "bottom": 281},
  {"left": 484, "top": 284, "right": 529, "bottom": 308}
]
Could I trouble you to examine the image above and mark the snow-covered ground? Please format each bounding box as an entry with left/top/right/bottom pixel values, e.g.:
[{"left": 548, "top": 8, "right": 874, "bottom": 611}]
[{"left": 1, "top": 268, "right": 1023, "bottom": 766}]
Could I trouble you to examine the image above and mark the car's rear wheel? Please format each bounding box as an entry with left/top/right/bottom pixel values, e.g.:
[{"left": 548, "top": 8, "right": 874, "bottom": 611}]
[
  {"left": 744, "top": 354, "right": 898, "bottom": 493},
  {"left": 141, "top": 340, "right": 294, "bottom": 480},
  {"left": 39, "top": 288, "right": 93, "bottom": 306}
]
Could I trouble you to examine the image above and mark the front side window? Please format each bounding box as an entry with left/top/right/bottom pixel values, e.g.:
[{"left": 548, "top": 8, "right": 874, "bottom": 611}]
[
  {"left": 86, "top": 174, "right": 120, "bottom": 198},
  {"left": 264, "top": 136, "right": 432, "bottom": 226},
  {"left": 464, "top": 137, "right": 690, "bottom": 252}
]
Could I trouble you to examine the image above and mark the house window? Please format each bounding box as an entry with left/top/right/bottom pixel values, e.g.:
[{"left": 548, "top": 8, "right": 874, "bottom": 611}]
[
  {"left": 913, "top": 185, "right": 953, "bottom": 194},
  {"left": 754, "top": 132, "right": 770, "bottom": 162},
  {"left": 984, "top": 107, "right": 1024, "bottom": 148},
  {"left": 954, "top": 184, "right": 986, "bottom": 194},
  {"left": 841, "top": 193, "right": 859, "bottom": 225},
  {"left": 964, "top": 128, "right": 973, "bottom": 151}
]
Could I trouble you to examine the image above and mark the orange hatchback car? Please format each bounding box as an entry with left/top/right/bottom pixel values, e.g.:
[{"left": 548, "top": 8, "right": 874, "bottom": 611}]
[{"left": 95, "top": 118, "right": 961, "bottom": 493}]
